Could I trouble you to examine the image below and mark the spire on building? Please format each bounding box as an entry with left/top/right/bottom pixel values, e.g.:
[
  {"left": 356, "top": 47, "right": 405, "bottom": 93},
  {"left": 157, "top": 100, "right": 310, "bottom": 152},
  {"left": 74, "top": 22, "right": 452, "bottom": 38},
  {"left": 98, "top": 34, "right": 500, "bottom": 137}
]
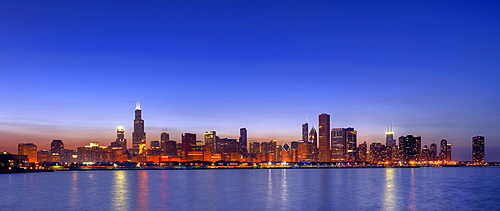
[{"left": 136, "top": 101, "right": 141, "bottom": 110}]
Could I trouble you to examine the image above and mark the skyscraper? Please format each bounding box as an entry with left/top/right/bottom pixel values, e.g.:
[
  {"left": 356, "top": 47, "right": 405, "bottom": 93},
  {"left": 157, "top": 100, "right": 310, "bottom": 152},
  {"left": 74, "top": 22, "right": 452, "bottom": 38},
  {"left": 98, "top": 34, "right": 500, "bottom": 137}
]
[
  {"left": 345, "top": 127, "right": 357, "bottom": 161},
  {"left": 132, "top": 102, "right": 146, "bottom": 154},
  {"left": 204, "top": 131, "right": 216, "bottom": 152},
  {"left": 309, "top": 127, "right": 318, "bottom": 161},
  {"left": 239, "top": 128, "right": 248, "bottom": 155},
  {"left": 160, "top": 130, "right": 170, "bottom": 154},
  {"left": 182, "top": 133, "right": 196, "bottom": 158},
  {"left": 331, "top": 128, "right": 346, "bottom": 161},
  {"left": 318, "top": 113, "right": 330, "bottom": 162},
  {"left": 117, "top": 126, "right": 127, "bottom": 153},
  {"left": 385, "top": 124, "right": 396, "bottom": 147},
  {"left": 472, "top": 136, "right": 485, "bottom": 164},
  {"left": 18, "top": 143, "right": 37, "bottom": 163},
  {"left": 439, "top": 139, "right": 448, "bottom": 162},
  {"left": 50, "top": 140, "right": 64, "bottom": 154},
  {"left": 399, "top": 135, "right": 421, "bottom": 163},
  {"left": 429, "top": 143, "right": 438, "bottom": 161},
  {"left": 302, "top": 122, "right": 308, "bottom": 142}
]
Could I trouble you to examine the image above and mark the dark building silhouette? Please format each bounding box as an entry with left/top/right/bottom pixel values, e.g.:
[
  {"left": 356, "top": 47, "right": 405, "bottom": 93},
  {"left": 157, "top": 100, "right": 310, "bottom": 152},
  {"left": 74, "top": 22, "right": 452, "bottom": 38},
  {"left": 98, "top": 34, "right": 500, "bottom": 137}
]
[
  {"left": 132, "top": 102, "right": 146, "bottom": 154},
  {"left": 160, "top": 130, "right": 170, "bottom": 154},
  {"left": 239, "top": 128, "right": 248, "bottom": 155},
  {"left": 439, "top": 139, "right": 448, "bottom": 162},
  {"left": 429, "top": 143, "right": 438, "bottom": 161},
  {"left": 182, "top": 133, "right": 196, "bottom": 158},
  {"left": 50, "top": 140, "right": 64, "bottom": 162},
  {"left": 318, "top": 113, "right": 330, "bottom": 162},
  {"left": 357, "top": 141, "right": 367, "bottom": 162},
  {"left": 308, "top": 127, "right": 318, "bottom": 161},
  {"left": 399, "top": 135, "right": 421, "bottom": 163},
  {"left": 472, "top": 136, "right": 485, "bottom": 164},
  {"left": 302, "top": 123, "right": 308, "bottom": 143}
]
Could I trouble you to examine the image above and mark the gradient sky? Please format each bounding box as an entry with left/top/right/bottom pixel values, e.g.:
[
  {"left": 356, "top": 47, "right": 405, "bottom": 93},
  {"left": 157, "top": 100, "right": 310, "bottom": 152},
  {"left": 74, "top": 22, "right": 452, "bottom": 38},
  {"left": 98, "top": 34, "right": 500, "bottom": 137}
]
[{"left": 1, "top": 1, "right": 499, "bottom": 161}]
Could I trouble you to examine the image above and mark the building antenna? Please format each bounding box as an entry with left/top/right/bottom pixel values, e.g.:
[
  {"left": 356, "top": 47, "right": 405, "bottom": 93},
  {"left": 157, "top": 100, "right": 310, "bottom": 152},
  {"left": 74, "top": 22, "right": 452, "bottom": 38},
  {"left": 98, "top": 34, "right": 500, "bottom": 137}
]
[{"left": 136, "top": 101, "right": 141, "bottom": 110}]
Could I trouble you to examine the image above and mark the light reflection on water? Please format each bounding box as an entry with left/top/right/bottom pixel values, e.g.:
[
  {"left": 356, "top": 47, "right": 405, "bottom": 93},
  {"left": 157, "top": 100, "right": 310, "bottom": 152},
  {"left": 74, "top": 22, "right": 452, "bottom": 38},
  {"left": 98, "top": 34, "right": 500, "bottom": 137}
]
[
  {"left": 112, "top": 171, "right": 128, "bottom": 211},
  {"left": 1, "top": 167, "right": 500, "bottom": 210},
  {"left": 384, "top": 168, "right": 396, "bottom": 211}
]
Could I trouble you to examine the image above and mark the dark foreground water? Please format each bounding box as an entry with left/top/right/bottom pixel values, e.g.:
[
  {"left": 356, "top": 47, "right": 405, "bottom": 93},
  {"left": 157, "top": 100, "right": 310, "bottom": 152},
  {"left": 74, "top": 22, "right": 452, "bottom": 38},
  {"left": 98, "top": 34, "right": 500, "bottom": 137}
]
[{"left": 2, "top": 167, "right": 500, "bottom": 210}]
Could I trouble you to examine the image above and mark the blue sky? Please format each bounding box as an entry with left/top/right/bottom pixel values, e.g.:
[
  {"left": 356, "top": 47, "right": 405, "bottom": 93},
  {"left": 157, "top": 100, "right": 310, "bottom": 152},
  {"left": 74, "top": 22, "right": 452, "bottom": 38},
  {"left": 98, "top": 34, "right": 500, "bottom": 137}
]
[{"left": 1, "top": 1, "right": 499, "bottom": 161}]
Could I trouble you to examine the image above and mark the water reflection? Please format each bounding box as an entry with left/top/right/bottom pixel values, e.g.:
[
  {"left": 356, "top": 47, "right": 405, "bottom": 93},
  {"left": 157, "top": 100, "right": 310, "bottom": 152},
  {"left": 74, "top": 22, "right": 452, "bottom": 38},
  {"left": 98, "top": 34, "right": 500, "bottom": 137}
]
[
  {"left": 112, "top": 171, "right": 129, "bottom": 211},
  {"left": 280, "top": 169, "right": 289, "bottom": 207},
  {"left": 408, "top": 168, "right": 416, "bottom": 210},
  {"left": 137, "top": 170, "right": 149, "bottom": 210},
  {"left": 160, "top": 170, "right": 169, "bottom": 209},
  {"left": 265, "top": 169, "right": 273, "bottom": 209},
  {"left": 384, "top": 168, "right": 396, "bottom": 211},
  {"left": 69, "top": 171, "right": 80, "bottom": 210}
]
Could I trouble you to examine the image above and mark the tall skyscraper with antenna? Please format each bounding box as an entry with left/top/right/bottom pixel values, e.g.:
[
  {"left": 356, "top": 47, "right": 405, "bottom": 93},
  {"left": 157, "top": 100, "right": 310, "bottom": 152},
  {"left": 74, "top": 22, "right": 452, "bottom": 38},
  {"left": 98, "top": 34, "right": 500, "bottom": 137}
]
[
  {"left": 386, "top": 123, "right": 396, "bottom": 147},
  {"left": 132, "top": 101, "right": 146, "bottom": 154},
  {"left": 302, "top": 122, "right": 308, "bottom": 143}
]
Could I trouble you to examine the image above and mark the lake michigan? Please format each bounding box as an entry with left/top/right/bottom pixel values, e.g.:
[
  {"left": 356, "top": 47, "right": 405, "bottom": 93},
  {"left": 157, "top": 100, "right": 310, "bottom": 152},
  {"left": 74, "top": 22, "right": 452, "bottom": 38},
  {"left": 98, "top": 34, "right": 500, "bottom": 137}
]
[{"left": 2, "top": 167, "right": 499, "bottom": 210}]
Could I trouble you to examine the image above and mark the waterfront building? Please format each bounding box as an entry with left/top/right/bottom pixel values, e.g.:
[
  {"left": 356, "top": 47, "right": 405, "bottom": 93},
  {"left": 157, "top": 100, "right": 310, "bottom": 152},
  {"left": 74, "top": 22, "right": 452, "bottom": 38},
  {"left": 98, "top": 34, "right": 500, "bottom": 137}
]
[
  {"left": 297, "top": 141, "right": 310, "bottom": 161},
  {"left": 110, "top": 126, "right": 127, "bottom": 153},
  {"left": 37, "top": 150, "right": 51, "bottom": 163},
  {"left": 331, "top": 128, "right": 346, "bottom": 161},
  {"left": 182, "top": 133, "right": 196, "bottom": 158},
  {"left": 318, "top": 113, "right": 330, "bottom": 162},
  {"left": 422, "top": 145, "right": 430, "bottom": 162},
  {"left": 357, "top": 141, "right": 367, "bottom": 162},
  {"left": 472, "top": 136, "right": 485, "bottom": 164},
  {"left": 345, "top": 128, "right": 357, "bottom": 161},
  {"left": 132, "top": 102, "right": 146, "bottom": 154},
  {"left": 309, "top": 127, "right": 318, "bottom": 161},
  {"left": 160, "top": 130, "right": 170, "bottom": 154},
  {"left": 369, "top": 142, "right": 384, "bottom": 163},
  {"left": 77, "top": 142, "right": 111, "bottom": 163},
  {"left": 249, "top": 141, "right": 261, "bottom": 160},
  {"left": 18, "top": 143, "right": 37, "bottom": 163},
  {"left": 429, "top": 143, "right": 438, "bottom": 161},
  {"left": 50, "top": 140, "right": 64, "bottom": 162},
  {"left": 399, "top": 135, "right": 421, "bottom": 163},
  {"left": 439, "top": 139, "right": 448, "bottom": 162},
  {"left": 204, "top": 131, "right": 216, "bottom": 153},
  {"left": 239, "top": 128, "right": 248, "bottom": 156},
  {"left": 290, "top": 141, "right": 299, "bottom": 162},
  {"left": 164, "top": 141, "right": 177, "bottom": 157}
]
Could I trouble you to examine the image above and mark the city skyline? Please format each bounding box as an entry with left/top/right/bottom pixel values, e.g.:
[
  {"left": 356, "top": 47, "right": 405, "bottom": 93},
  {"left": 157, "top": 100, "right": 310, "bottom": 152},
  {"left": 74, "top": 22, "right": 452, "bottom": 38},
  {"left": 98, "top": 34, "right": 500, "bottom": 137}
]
[
  {"left": 1, "top": 1, "right": 499, "bottom": 161},
  {"left": 7, "top": 102, "right": 492, "bottom": 162}
]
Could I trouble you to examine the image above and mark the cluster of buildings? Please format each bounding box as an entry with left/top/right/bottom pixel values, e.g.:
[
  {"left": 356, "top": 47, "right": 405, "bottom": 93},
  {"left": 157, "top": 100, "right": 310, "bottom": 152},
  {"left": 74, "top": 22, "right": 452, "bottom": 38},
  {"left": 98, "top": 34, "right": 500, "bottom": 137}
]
[{"left": 14, "top": 103, "right": 486, "bottom": 166}]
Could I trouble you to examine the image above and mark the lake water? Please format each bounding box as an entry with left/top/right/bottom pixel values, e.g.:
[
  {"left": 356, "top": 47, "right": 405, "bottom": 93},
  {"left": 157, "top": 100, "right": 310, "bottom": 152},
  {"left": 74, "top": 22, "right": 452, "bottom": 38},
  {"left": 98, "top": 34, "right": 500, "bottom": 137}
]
[{"left": 2, "top": 167, "right": 499, "bottom": 210}]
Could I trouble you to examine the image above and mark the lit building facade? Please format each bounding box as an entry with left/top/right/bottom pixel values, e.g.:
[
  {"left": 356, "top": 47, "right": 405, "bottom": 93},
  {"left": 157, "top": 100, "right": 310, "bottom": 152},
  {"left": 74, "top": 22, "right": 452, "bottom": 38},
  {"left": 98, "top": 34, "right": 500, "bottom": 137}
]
[
  {"left": 318, "top": 113, "right": 330, "bottom": 162},
  {"left": 18, "top": 143, "right": 37, "bottom": 163},
  {"left": 345, "top": 128, "right": 357, "bottom": 161},
  {"left": 472, "top": 136, "right": 485, "bottom": 164},
  {"left": 132, "top": 102, "right": 146, "bottom": 154}
]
